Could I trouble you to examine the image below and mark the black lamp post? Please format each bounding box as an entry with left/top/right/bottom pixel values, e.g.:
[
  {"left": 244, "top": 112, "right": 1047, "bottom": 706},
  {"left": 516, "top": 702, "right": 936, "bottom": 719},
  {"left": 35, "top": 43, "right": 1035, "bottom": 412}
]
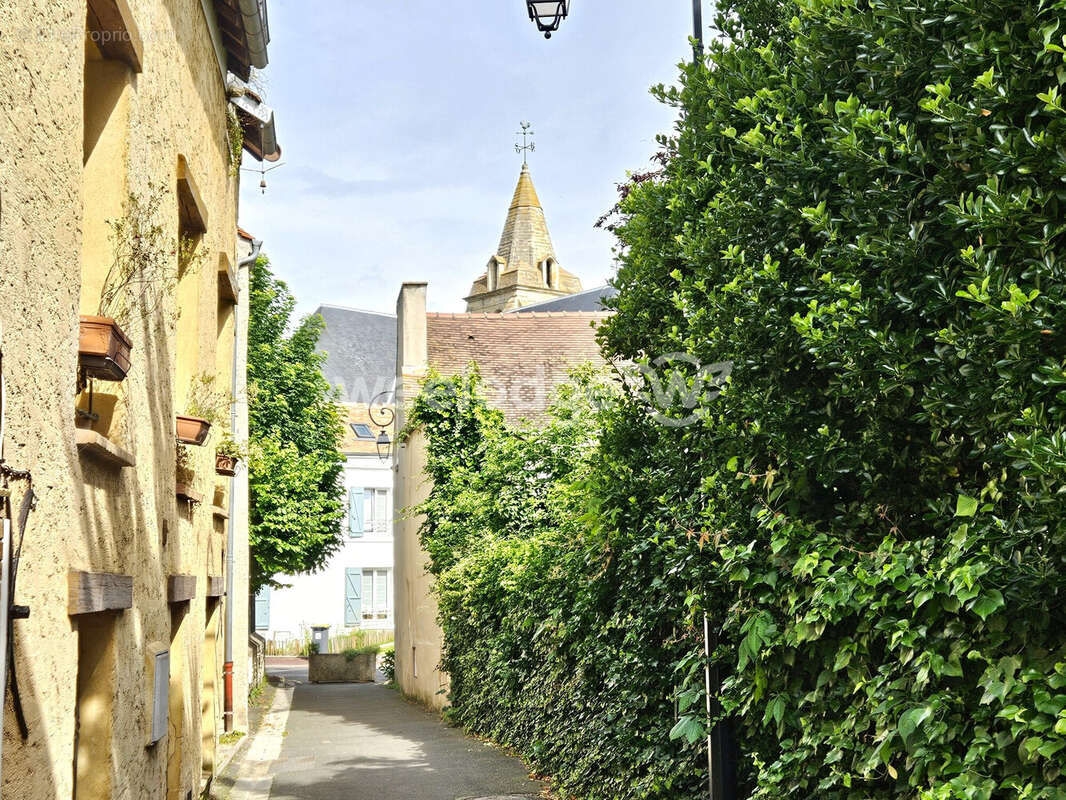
[
  {"left": 526, "top": 1, "right": 705, "bottom": 62},
  {"left": 525, "top": 0, "right": 569, "bottom": 38}
]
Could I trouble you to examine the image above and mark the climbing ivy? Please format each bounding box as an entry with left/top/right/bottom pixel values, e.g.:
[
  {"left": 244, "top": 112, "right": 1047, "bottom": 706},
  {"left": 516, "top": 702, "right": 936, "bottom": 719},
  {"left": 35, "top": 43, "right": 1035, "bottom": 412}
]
[{"left": 412, "top": 0, "right": 1066, "bottom": 797}]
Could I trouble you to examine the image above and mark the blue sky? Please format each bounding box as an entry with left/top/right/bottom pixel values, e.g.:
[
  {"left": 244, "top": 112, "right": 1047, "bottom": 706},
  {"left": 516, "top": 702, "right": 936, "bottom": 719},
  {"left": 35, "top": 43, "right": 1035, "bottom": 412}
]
[{"left": 238, "top": 0, "right": 697, "bottom": 317}]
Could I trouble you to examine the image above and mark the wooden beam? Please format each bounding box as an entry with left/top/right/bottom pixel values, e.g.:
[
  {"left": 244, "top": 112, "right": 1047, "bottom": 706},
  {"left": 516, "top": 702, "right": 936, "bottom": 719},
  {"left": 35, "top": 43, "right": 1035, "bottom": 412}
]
[
  {"left": 218, "top": 253, "right": 238, "bottom": 303},
  {"left": 76, "top": 429, "right": 136, "bottom": 469},
  {"left": 176, "top": 155, "right": 208, "bottom": 235},
  {"left": 207, "top": 576, "right": 226, "bottom": 598},
  {"left": 87, "top": 0, "right": 143, "bottom": 72},
  {"left": 68, "top": 570, "right": 133, "bottom": 615},
  {"left": 167, "top": 575, "right": 197, "bottom": 604}
]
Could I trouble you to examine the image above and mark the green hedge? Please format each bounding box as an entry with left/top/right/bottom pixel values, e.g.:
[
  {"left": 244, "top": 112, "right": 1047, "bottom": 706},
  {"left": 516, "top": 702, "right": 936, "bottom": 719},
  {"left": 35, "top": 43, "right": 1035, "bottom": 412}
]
[{"left": 410, "top": 0, "right": 1066, "bottom": 796}]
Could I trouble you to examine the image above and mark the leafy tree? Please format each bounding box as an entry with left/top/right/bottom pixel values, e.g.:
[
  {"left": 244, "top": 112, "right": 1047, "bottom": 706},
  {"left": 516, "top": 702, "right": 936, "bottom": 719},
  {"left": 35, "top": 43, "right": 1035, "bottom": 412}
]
[{"left": 247, "top": 256, "right": 344, "bottom": 591}]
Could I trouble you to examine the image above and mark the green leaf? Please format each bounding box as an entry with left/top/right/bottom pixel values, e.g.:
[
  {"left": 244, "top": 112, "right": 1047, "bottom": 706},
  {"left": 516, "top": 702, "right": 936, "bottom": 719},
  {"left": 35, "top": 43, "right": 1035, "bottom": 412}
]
[
  {"left": 898, "top": 706, "right": 933, "bottom": 749},
  {"left": 669, "top": 715, "right": 705, "bottom": 744},
  {"left": 971, "top": 590, "right": 1004, "bottom": 621},
  {"left": 955, "top": 494, "right": 979, "bottom": 517}
]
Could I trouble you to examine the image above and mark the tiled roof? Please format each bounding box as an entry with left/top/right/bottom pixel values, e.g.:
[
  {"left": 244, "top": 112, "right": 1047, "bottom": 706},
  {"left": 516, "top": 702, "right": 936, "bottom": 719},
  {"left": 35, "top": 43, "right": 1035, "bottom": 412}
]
[{"left": 426, "top": 312, "right": 609, "bottom": 424}]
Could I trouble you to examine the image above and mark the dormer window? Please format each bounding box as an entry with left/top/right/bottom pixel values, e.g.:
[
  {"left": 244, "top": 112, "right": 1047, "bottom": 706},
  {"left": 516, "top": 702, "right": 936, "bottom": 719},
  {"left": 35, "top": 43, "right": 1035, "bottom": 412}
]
[{"left": 487, "top": 257, "right": 500, "bottom": 292}]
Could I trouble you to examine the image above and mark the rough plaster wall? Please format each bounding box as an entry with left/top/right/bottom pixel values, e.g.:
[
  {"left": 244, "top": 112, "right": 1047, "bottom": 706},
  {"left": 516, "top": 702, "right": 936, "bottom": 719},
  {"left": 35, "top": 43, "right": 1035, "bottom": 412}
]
[
  {"left": 393, "top": 430, "right": 448, "bottom": 710},
  {"left": 0, "top": 1, "right": 87, "bottom": 796},
  {"left": 0, "top": 0, "right": 242, "bottom": 796}
]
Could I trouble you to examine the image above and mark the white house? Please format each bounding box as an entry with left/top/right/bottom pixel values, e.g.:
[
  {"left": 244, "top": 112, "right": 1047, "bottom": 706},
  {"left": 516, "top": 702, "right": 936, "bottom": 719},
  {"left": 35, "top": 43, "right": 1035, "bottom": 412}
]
[{"left": 254, "top": 305, "right": 397, "bottom": 648}]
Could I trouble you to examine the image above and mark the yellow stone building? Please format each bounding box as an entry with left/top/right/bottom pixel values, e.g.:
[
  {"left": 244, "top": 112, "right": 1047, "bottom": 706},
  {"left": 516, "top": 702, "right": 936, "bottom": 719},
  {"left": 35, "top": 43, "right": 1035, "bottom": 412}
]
[{"left": 0, "top": 0, "right": 278, "bottom": 797}]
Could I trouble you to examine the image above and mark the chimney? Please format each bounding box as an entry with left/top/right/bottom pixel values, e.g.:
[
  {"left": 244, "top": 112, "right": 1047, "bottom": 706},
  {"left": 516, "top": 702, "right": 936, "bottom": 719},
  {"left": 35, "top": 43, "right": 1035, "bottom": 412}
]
[{"left": 395, "top": 283, "right": 428, "bottom": 432}]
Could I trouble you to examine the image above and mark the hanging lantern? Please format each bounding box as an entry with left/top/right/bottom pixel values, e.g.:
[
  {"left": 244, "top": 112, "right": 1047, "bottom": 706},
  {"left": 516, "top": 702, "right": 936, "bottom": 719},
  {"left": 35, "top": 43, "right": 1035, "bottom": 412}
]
[{"left": 526, "top": 0, "right": 569, "bottom": 38}]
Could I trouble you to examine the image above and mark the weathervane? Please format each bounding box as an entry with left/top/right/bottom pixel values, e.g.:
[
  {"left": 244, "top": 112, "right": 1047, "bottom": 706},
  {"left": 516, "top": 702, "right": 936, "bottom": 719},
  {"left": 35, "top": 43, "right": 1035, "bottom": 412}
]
[{"left": 515, "top": 121, "right": 535, "bottom": 165}]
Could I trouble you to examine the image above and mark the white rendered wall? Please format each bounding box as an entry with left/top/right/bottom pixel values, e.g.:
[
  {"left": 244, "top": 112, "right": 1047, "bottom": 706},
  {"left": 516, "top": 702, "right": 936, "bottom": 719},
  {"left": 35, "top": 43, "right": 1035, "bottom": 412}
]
[{"left": 260, "top": 453, "right": 395, "bottom": 645}]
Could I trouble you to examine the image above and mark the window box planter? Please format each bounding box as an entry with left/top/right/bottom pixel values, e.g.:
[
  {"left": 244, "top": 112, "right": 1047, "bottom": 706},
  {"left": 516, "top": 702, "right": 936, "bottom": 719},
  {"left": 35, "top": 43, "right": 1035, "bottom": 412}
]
[
  {"left": 308, "top": 652, "right": 376, "bottom": 684},
  {"left": 215, "top": 452, "right": 237, "bottom": 476},
  {"left": 78, "top": 315, "right": 133, "bottom": 382},
  {"left": 176, "top": 415, "right": 211, "bottom": 446}
]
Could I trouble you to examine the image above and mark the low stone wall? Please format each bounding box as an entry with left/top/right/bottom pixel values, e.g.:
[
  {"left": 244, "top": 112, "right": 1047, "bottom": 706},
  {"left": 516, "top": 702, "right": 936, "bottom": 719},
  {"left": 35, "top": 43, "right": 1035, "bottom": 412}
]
[
  {"left": 308, "top": 653, "right": 376, "bottom": 683},
  {"left": 249, "top": 633, "right": 266, "bottom": 689}
]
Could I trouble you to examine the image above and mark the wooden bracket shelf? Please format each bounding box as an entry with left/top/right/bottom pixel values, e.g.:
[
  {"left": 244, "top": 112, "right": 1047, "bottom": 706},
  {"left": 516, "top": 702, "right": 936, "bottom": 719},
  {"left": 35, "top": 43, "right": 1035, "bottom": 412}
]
[
  {"left": 167, "top": 574, "right": 197, "bottom": 604},
  {"left": 68, "top": 570, "right": 133, "bottom": 615},
  {"left": 76, "top": 429, "right": 136, "bottom": 469}
]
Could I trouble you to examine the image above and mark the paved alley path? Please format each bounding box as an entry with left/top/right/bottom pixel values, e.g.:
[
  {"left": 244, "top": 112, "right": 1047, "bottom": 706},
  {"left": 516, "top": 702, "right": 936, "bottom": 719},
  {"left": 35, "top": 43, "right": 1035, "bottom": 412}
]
[{"left": 257, "top": 658, "right": 544, "bottom": 800}]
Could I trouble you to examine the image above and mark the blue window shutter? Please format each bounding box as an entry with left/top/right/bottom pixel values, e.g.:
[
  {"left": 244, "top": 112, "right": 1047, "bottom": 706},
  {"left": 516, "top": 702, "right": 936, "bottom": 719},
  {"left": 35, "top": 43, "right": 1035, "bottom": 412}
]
[
  {"left": 348, "top": 487, "right": 364, "bottom": 537},
  {"left": 254, "top": 587, "right": 270, "bottom": 630},
  {"left": 344, "top": 569, "right": 362, "bottom": 625}
]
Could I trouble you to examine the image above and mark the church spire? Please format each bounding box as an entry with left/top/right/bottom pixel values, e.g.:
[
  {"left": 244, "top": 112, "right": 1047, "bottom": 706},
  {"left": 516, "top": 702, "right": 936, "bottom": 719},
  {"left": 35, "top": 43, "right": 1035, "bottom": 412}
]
[
  {"left": 495, "top": 163, "right": 556, "bottom": 273},
  {"left": 465, "top": 136, "right": 583, "bottom": 313}
]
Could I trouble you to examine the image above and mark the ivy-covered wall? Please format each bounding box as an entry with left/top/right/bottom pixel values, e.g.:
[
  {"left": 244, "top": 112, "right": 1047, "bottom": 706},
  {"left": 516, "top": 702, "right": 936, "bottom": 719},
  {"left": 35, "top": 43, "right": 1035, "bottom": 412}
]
[{"left": 410, "top": 0, "right": 1066, "bottom": 797}]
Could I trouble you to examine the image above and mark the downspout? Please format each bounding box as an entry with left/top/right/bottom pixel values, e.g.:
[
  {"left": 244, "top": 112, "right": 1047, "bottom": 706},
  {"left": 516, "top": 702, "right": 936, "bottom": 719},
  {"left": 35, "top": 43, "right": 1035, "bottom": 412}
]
[
  {"left": 223, "top": 238, "right": 261, "bottom": 732},
  {"left": 0, "top": 320, "right": 8, "bottom": 798}
]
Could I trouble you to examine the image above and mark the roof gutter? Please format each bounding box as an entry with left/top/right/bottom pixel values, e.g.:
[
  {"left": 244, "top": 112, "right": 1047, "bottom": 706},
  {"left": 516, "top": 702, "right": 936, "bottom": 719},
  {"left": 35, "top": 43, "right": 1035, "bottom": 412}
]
[{"left": 238, "top": 0, "right": 269, "bottom": 70}]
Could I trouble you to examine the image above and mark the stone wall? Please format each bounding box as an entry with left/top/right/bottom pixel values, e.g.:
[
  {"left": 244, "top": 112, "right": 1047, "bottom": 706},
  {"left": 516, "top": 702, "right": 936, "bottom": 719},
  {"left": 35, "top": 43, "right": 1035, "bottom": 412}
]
[
  {"left": 308, "top": 653, "right": 376, "bottom": 684},
  {"left": 0, "top": 0, "right": 249, "bottom": 796}
]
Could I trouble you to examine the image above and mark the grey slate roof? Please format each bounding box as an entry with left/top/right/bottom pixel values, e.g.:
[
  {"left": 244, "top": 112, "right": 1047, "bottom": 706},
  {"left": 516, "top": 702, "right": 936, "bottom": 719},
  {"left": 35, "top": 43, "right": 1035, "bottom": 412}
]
[
  {"left": 505, "top": 284, "right": 618, "bottom": 313},
  {"left": 314, "top": 305, "right": 397, "bottom": 403}
]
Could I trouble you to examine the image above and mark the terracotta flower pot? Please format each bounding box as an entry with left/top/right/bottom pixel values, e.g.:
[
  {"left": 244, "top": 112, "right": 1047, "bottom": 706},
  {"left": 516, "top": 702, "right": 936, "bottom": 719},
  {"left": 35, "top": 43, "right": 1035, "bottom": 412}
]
[
  {"left": 215, "top": 453, "right": 237, "bottom": 476},
  {"left": 176, "top": 415, "right": 211, "bottom": 446},
  {"left": 78, "top": 315, "right": 133, "bottom": 381}
]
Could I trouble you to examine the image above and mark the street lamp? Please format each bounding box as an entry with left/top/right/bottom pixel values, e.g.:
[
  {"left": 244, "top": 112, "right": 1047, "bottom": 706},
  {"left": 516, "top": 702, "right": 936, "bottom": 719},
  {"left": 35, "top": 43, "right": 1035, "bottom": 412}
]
[
  {"left": 526, "top": 1, "right": 705, "bottom": 62},
  {"left": 367, "top": 391, "right": 395, "bottom": 462},
  {"left": 526, "top": 0, "right": 569, "bottom": 38}
]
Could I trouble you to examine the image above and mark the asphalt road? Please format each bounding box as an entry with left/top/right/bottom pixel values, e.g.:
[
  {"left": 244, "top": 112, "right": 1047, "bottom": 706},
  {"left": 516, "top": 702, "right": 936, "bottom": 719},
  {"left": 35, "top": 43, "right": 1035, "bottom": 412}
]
[{"left": 264, "top": 658, "right": 544, "bottom": 800}]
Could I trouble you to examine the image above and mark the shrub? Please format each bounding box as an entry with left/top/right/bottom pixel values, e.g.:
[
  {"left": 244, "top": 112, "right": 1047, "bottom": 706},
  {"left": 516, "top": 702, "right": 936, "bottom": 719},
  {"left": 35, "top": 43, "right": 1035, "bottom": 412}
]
[
  {"left": 598, "top": 0, "right": 1066, "bottom": 795},
  {"left": 413, "top": 0, "right": 1066, "bottom": 796},
  {"left": 381, "top": 646, "right": 395, "bottom": 684}
]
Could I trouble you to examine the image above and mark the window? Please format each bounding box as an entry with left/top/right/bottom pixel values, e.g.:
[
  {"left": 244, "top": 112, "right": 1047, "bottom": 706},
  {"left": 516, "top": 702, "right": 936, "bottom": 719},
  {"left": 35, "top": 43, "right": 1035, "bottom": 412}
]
[
  {"left": 345, "top": 568, "right": 390, "bottom": 625},
  {"left": 366, "top": 488, "right": 390, "bottom": 534},
  {"left": 350, "top": 423, "right": 374, "bottom": 440},
  {"left": 360, "top": 568, "right": 391, "bottom": 622},
  {"left": 347, "top": 488, "right": 390, "bottom": 537}
]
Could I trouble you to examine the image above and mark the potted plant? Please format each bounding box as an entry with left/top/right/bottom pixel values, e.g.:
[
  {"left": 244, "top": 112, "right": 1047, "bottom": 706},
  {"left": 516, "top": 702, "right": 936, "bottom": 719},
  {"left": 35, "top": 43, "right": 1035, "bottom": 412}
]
[
  {"left": 176, "top": 415, "right": 211, "bottom": 446},
  {"left": 178, "top": 373, "right": 227, "bottom": 446},
  {"left": 78, "top": 315, "right": 133, "bottom": 381},
  {"left": 215, "top": 434, "right": 243, "bottom": 476}
]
